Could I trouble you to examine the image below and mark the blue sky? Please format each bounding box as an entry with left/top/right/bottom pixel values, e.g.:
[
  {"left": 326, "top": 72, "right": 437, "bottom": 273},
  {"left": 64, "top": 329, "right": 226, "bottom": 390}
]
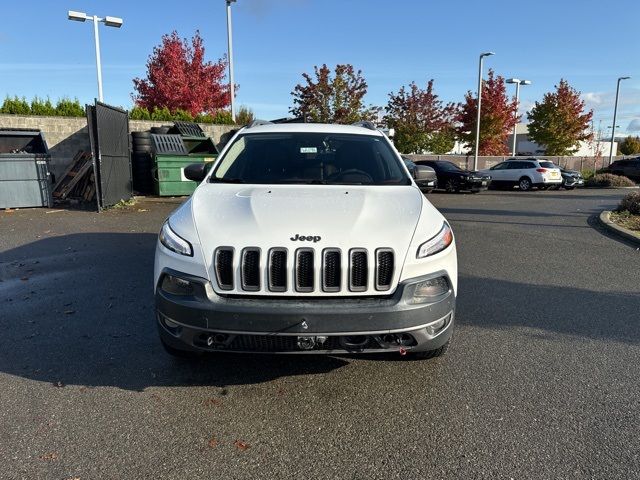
[{"left": 1, "top": 0, "right": 639, "bottom": 134}]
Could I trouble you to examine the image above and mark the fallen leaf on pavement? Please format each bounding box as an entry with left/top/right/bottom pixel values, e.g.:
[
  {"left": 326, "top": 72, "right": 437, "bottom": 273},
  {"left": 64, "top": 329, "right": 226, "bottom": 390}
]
[
  {"left": 53, "top": 381, "right": 65, "bottom": 388},
  {"left": 208, "top": 437, "right": 218, "bottom": 449},
  {"left": 234, "top": 440, "right": 250, "bottom": 451},
  {"left": 203, "top": 398, "right": 223, "bottom": 407},
  {"left": 39, "top": 452, "right": 58, "bottom": 461}
]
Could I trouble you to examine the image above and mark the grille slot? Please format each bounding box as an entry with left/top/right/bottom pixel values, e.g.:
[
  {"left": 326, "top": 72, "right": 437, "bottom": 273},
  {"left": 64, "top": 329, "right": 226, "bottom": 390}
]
[
  {"left": 322, "top": 249, "right": 341, "bottom": 292},
  {"left": 295, "top": 249, "right": 315, "bottom": 292},
  {"left": 375, "top": 249, "right": 394, "bottom": 291},
  {"left": 349, "top": 249, "right": 368, "bottom": 292},
  {"left": 268, "top": 248, "right": 287, "bottom": 292},
  {"left": 214, "top": 248, "right": 234, "bottom": 290},
  {"left": 241, "top": 248, "right": 261, "bottom": 291}
]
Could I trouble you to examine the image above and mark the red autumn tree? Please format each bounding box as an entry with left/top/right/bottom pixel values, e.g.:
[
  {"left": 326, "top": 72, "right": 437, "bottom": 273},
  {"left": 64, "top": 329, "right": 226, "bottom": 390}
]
[
  {"left": 456, "top": 69, "right": 518, "bottom": 155},
  {"left": 132, "top": 31, "right": 230, "bottom": 117},
  {"left": 527, "top": 79, "right": 593, "bottom": 155},
  {"left": 290, "top": 64, "right": 379, "bottom": 124},
  {"left": 384, "top": 79, "right": 456, "bottom": 154}
]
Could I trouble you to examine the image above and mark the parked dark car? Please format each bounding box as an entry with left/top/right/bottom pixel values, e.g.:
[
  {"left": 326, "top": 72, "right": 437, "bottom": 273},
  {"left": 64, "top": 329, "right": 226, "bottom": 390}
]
[
  {"left": 402, "top": 157, "right": 437, "bottom": 193},
  {"left": 416, "top": 160, "right": 491, "bottom": 193},
  {"left": 559, "top": 167, "right": 584, "bottom": 189},
  {"left": 604, "top": 157, "right": 640, "bottom": 182}
]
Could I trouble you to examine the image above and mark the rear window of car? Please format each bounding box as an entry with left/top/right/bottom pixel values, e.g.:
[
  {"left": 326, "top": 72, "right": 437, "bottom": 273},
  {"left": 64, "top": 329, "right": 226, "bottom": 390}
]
[{"left": 539, "top": 161, "right": 557, "bottom": 168}]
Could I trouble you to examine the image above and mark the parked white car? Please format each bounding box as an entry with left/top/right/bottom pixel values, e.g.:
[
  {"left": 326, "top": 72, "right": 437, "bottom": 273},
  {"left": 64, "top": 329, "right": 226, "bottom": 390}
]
[
  {"left": 479, "top": 159, "right": 562, "bottom": 191},
  {"left": 154, "top": 121, "right": 457, "bottom": 359}
]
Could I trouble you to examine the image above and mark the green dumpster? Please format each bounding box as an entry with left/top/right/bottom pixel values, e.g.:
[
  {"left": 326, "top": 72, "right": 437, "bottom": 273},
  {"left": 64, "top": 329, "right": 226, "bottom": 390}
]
[{"left": 151, "top": 133, "right": 217, "bottom": 196}]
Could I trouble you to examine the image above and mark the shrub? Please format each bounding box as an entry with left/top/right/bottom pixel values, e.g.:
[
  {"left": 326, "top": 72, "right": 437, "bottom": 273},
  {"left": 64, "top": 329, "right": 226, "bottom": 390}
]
[
  {"left": 235, "top": 105, "right": 255, "bottom": 125},
  {"left": 619, "top": 191, "right": 640, "bottom": 215},
  {"left": 30, "top": 97, "right": 56, "bottom": 116},
  {"left": 55, "top": 98, "right": 85, "bottom": 117},
  {"left": 1, "top": 96, "right": 31, "bottom": 114},
  {"left": 581, "top": 170, "right": 595, "bottom": 181},
  {"left": 585, "top": 173, "right": 636, "bottom": 188},
  {"left": 172, "top": 109, "right": 194, "bottom": 122},
  {"left": 194, "top": 113, "right": 214, "bottom": 123},
  {"left": 150, "top": 106, "right": 173, "bottom": 121},
  {"left": 209, "top": 110, "right": 235, "bottom": 125},
  {"left": 129, "top": 106, "right": 151, "bottom": 120}
]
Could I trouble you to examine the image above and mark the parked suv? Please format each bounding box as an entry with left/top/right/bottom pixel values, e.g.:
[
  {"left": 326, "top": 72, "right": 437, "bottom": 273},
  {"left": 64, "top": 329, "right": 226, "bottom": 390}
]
[
  {"left": 605, "top": 158, "right": 640, "bottom": 182},
  {"left": 154, "top": 122, "right": 457, "bottom": 359},
  {"left": 479, "top": 159, "right": 562, "bottom": 191}
]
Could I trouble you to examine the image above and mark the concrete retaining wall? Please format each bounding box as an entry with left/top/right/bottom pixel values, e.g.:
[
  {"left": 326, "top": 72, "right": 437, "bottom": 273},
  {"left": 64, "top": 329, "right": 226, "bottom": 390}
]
[{"left": 0, "top": 114, "right": 236, "bottom": 178}]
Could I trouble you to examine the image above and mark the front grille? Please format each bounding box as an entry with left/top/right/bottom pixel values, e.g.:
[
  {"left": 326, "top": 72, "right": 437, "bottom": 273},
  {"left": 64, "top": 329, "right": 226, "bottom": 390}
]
[
  {"left": 268, "top": 249, "right": 287, "bottom": 292},
  {"left": 213, "top": 247, "right": 394, "bottom": 294},
  {"left": 322, "top": 249, "right": 341, "bottom": 292},
  {"left": 214, "top": 248, "right": 234, "bottom": 290},
  {"left": 349, "top": 249, "right": 368, "bottom": 291},
  {"left": 376, "top": 249, "right": 394, "bottom": 291},
  {"left": 295, "top": 249, "right": 315, "bottom": 292},
  {"left": 228, "top": 335, "right": 341, "bottom": 352},
  {"left": 241, "top": 248, "right": 260, "bottom": 291}
]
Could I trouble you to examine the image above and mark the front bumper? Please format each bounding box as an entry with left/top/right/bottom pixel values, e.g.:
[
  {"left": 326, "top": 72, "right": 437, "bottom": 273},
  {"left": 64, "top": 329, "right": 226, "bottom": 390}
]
[
  {"left": 156, "top": 270, "right": 455, "bottom": 354},
  {"left": 461, "top": 178, "right": 490, "bottom": 191}
]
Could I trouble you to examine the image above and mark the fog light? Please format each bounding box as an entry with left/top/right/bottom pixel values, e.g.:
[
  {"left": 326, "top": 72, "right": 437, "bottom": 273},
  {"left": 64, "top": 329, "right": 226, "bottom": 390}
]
[
  {"left": 425, "top": 317, "right": 447, "bottom": 336},
  {"left": 161, "top": 274, "right": 194, "bottom": 296},
  {"left": 409, "top": 276, "right": 449, "bottom": 304}
]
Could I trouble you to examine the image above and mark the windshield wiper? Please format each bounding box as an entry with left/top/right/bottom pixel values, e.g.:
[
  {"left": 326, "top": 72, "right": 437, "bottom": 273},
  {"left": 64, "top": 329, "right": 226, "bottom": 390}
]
[{"left": 210, "top": 177, "right": 244, "bottom": 184}]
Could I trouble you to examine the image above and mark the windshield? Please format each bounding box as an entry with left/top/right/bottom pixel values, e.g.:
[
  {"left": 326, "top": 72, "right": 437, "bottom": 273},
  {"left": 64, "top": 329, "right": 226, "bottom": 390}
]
[
  {"left": 210, "top": 132, "right": 410, "bottom": 185},
  {"left": 437, "top": 161, "right": 463, "bottom": 172}
]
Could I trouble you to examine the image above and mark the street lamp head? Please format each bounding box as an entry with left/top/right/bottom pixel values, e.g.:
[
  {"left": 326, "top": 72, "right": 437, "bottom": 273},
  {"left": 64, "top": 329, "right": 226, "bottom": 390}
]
[
  {"left": 619, "top": 76, "right": 631, "bottom": 81},
  {"left": 68, "top": 10, "right": 88, "bottom": 22},
  {"left": 506, "top": 78, "right": 520, "bottom": 84},
  {"left": 226, "top": 0, "right": 237, "bottom": 4},
  {"left": 103, "top": 16, "right": 123, "bottom": 28},
  {"left": 481, "top": 51, "right": 495, "bottom": 58},
  {"left": 520, "top": 80, "right": 532, "bottom": 85}
]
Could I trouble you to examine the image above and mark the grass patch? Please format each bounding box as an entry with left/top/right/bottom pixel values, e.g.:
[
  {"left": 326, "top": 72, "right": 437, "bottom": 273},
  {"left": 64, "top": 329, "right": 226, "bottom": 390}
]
[
  {"left": 107, "top": 198, "right": 137, "bottom": 210},
  {"left": 610, "top": 211, "right": 640, "bottom": 232}
]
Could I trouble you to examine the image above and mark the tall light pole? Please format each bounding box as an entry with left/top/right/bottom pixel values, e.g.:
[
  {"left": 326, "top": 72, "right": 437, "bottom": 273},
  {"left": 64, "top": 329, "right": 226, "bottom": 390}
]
[
  {"left": 68, "top": 10, "right": 123, "bottom": 102},
  {"left": 609, "top": 76, "right": 630, "bottom": 165},
  {"left": 473, "top": 52, "right": 494, "bottom": 170},
  {"left": 225, "top": 0, "right": 237, "bottom": 122},
  {"left": 506, "top": 78, "right": 531, "bottom": 156}
]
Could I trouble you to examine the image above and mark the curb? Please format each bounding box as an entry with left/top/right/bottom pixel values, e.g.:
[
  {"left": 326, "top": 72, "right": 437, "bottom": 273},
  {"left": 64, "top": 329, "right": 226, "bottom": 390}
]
[{"left": 598, "top": 211, "right": 640, "bottom": 246}]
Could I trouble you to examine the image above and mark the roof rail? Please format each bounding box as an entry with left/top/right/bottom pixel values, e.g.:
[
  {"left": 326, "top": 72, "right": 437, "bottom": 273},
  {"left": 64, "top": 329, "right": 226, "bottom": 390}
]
[
  {"left": 351, "top": 121, "right": 377, "bottom": 130},
  {"left": 246, "top": 119, "right": 273, "bottom": 128}
]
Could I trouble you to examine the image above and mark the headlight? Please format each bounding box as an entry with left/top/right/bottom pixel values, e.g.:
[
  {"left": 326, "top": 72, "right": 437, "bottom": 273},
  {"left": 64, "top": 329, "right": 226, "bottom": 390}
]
[
  {"left": 417, "top": 223, "right": 453, "bottom": 258},
  {"left": 159, "top": 221, "right": 193, "bottom": 256}
]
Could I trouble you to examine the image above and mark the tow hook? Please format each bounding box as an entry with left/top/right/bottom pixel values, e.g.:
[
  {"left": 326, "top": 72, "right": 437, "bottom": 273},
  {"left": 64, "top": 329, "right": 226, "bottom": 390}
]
[{"left": 399, "top": 347, "right": 407, "bottom": 356}]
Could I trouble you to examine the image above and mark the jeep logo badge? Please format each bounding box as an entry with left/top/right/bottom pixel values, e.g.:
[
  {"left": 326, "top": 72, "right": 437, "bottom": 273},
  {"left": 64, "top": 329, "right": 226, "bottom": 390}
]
[{"left": 290, "top": 234, "right": 321, "bottom": 243}]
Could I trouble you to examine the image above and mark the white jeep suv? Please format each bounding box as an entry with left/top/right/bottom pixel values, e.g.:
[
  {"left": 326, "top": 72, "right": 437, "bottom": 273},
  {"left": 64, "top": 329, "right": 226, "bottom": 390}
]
[
  {"left": 479, "top": 158, "right": 562, "bottom": 191},
  {"left": 154, "top": 121, "right": 457, "bottom": 359}
]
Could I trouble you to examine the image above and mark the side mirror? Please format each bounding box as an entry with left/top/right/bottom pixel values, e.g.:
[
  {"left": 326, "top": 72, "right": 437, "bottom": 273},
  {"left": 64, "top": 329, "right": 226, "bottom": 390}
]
[
  {"left": 183, "top": 163, "right": 208, "bottom": 182},
  {"left": 414, "top": 165, "right": 432, "bottom": 181}
]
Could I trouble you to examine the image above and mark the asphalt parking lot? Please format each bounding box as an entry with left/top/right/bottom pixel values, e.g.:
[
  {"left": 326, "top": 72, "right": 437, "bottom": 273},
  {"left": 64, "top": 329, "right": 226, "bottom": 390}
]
[{"left": 1, "top": 188, "right": 639, "bottom": 479}]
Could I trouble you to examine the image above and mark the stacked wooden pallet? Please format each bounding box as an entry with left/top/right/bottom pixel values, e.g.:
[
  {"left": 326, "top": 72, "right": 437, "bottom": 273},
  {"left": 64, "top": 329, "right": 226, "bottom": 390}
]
[{"left": 52, "top": 151, "right": 97, "bottom": 202}]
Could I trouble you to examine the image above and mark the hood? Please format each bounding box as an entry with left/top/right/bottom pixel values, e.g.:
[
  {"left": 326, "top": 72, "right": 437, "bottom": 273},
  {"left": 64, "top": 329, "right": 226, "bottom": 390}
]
[{"left": 190, "top": 183, "right": 430, "bottom": 279}]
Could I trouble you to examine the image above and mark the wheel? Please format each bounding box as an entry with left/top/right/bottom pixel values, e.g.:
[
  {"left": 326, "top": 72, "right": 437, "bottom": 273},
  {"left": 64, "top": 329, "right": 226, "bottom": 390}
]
[
  {"left": 518, "top": 177, "right": 533, "bottom": 191},
  {"left": 445, "top": 179, "right": 458, "bottom": 193},
  {"left": 160, "top": 337, "right": 202, "bottom": 360},
  {"left": 408, "top": 339, "right": 450, "bottom": 360}
]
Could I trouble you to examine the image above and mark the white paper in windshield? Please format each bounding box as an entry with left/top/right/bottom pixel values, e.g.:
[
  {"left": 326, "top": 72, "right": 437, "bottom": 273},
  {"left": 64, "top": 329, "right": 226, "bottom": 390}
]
[{"left": 300, "top": 147, "right": 317, "bottom": 154}]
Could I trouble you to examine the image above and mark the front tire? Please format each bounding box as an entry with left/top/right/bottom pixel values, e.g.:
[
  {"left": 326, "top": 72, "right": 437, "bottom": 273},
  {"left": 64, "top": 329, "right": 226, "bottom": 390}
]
[
  {"left": 518, "top": 177, "right": 533, "bottom": 191},
  {"left": 445, "top": 179, "right": 458, "bottom": 193}
]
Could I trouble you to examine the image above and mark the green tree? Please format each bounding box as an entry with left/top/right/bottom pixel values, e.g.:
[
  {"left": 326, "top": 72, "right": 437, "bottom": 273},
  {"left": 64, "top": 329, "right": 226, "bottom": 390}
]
[
  {"left": 619, "top": 136, "right": 640, "bottom": 155},
  {"left": 235, "top": 105, "right": 255, "bottom": 125},
  {"left": 130, "top": 106, "right": 151, "bottom": 120},
  {"left": 30, "top": 97, "right": 56, "bottom": 116},
  {"left": 290, "top": 64, "right": 379, "bottom": 123},
  {"left": 527, "top": 79, "right": 593, "bottom": 155},
  {"left": 1, "top": 96, "right": 31, "bottom": 114},
  {"left": 55, "top": 98, "right": 85, "bottom": 117},
  {"left": 385, "top": 79, "right": 455, "bottom": 154}
]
